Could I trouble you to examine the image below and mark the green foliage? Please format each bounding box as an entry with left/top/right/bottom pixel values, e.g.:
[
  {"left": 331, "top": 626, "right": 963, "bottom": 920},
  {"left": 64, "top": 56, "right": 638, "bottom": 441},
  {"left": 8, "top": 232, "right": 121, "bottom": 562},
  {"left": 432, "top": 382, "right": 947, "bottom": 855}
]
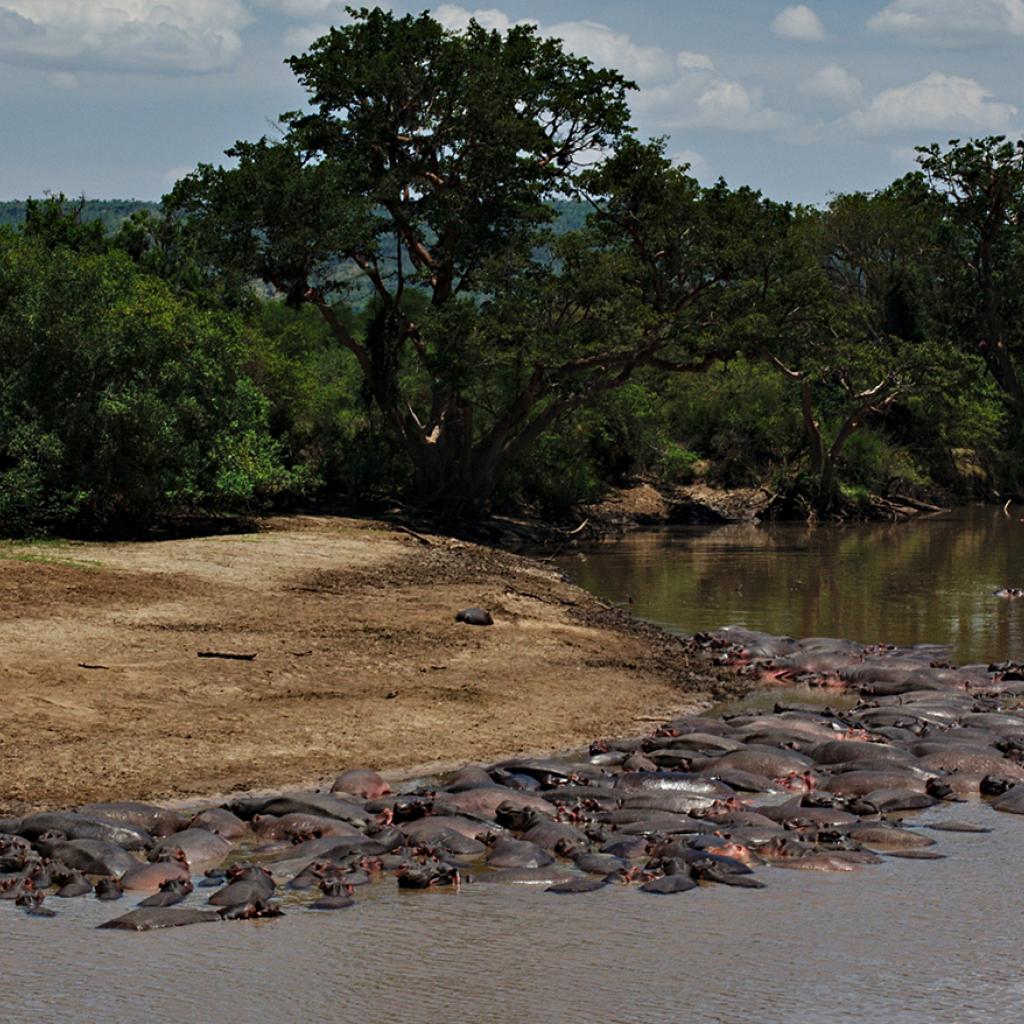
[
  {"left": 916, "top": 137, "right": 1024, "bottom": 430},
  {"left": 656, "top": 443, "right": 701, "bottom": 485},
  {"left": 0, "top": 197, "right": 157, "bottom": 231},
  {"left": 248, "top": 299, "right": 409, "bottom": 502},
  {"left": 8, "top": 11, "right": 1024, "bottom": 526},
  {"left": 668, "top": 359, "right": 803, "bottom": 486},
  {"left": 0, "top": 231, "right": 288, "bottom": 535},
  {"left": 166, "top": 7, "right": 645, "bottom": 515}
]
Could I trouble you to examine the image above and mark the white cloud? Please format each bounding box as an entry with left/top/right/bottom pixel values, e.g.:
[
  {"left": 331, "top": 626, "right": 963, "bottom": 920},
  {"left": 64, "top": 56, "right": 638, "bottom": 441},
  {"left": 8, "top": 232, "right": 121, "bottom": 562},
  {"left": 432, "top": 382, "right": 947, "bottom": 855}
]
[
  {"left": 252, "top": 0, "right": 348, "bottom": 15},
  {"left": 672, "top": 148, "right": 710, "bottom": 177},
  {"left": 801, "top": 64, "right": 863, "bottom": 106},
  {"left": 849, "top": 71, "right": 1017, "bottom": 134},
  {"left": 433, "top": 7, "right": 788, "bottom": 133},
  {"left": 545, "top": 19, "right": 675, "bottom": 83},
  {"left": 282, "top": 17, "right": 358, "bottom": 54},
  {"left": 434, "top": 8, "right": 674, "bottom": 83},
  {"left": 677, "top": 50, "right": 715, "bottom": 72},
  {"left": 638, "top": 64, "right": 790, "bottom": 133},
  {"left": 772, "top": 5, "right": 826, "bottom": 40},
  {"left": 432, "top": 5, "right": 526, "bottom": 34},
  {"left": 867, "top": 0, "right": 1024, "bottom": 41},
  {"left": 0, "top": 0, "right": 250, "bottom": 74}
]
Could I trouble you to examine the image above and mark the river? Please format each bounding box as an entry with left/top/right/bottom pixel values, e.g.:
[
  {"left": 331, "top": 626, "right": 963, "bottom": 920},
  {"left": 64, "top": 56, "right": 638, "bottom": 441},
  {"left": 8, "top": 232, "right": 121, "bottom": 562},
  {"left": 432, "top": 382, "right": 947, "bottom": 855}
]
[
  {"left": 8, "top": 507, "right": 1024, "bottom": 1024},
  {"left": 559, "top": 505, "right": 1024, "bottom": 665}
]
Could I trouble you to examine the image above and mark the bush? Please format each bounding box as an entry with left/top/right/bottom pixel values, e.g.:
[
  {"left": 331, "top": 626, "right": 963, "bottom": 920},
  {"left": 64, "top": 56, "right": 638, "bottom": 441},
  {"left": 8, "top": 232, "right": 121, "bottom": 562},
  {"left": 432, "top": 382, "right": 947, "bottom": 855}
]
[
  {"left": 655, "top": 442, "right": 701, "bottom": 484},
  {"left": 666, "top": 358, "right": 804, "bottom": 485},
  {"left": 0, "top": 232, "right": 288, "bottom": 535}
]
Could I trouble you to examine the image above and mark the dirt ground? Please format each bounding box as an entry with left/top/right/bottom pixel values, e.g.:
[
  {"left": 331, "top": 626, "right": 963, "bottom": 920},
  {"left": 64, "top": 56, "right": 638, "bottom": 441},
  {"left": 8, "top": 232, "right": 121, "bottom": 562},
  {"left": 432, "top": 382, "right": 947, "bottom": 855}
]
[{"left": 0, "top": 516, "right": 723, "bottom": 815}]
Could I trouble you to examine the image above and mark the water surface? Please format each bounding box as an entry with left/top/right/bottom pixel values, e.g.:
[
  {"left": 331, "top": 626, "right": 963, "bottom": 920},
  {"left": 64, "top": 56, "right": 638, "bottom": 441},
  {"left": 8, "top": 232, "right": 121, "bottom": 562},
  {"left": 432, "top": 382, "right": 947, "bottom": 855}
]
[
  {"left": 559, "top": 505, "right": 1024, "bottom": 664},
  {"left": 9, "top": 802, "right": 1023, "bottom": 1024}
]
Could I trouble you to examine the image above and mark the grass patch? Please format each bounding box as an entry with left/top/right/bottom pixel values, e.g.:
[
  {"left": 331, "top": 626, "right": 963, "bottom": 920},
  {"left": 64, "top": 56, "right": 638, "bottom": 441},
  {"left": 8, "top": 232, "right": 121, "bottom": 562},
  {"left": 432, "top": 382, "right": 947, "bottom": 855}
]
[{"left": 0, "top": 541, "right": 103, "bottom": 570}]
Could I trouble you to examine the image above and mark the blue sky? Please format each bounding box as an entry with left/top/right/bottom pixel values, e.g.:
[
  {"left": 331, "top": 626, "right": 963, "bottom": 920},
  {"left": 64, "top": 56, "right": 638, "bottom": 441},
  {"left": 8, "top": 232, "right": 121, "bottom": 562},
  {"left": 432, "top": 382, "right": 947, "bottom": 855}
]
[{"left": 2, "top": 1, "right": 1023, "bottom": 204}]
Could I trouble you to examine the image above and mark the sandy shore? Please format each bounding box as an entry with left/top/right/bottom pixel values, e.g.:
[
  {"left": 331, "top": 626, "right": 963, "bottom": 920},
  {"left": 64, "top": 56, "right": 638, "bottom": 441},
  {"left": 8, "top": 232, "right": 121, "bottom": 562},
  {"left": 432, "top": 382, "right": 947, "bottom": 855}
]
[{"left": 0, "top": 516, "right": 724, "bottom": 815}]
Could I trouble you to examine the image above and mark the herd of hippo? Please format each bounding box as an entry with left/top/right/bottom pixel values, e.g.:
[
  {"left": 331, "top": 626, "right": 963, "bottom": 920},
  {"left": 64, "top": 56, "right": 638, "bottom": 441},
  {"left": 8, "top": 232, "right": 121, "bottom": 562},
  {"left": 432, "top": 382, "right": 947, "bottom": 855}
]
[{"left": 6, "top": 623, "right": 1024, "bottom": 931}]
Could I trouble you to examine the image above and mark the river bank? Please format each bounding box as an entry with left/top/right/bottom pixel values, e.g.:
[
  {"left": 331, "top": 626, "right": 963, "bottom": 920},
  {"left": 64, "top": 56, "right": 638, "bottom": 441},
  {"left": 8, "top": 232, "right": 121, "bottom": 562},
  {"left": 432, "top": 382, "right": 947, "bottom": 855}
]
[{"left": 0, "top": 515, "right": 732, "bottom": 816}]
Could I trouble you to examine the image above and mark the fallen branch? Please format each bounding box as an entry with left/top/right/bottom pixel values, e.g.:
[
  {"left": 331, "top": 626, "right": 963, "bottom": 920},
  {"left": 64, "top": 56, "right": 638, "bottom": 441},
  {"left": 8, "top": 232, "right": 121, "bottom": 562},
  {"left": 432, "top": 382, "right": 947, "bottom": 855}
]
[
  {"left": 560, "top": 518, "right": 591, "bottom": 537},
  {"left": 890, "top": 494, "right": 949, "bottom": 513},
  {"left": 505, "top": 586, "right": 578, "bottom": 607},
  {"left": 77, "top": 663, "right": 109, "bottom": 670},
  {"left": 391, "top": 524, "right": 433, "bottom": 546},
  {"left": 198, "top": 651, "right": 257, "bottom": 661}
]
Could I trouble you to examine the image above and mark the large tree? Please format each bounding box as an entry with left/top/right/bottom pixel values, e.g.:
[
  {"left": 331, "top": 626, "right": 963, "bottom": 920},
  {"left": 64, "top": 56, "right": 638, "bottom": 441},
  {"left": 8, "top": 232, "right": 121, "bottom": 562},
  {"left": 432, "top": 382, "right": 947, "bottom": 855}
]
[
  {"left": 167, "top": 8, "right": 638, "bottom": 515},
  {"left": 168, "top": 8, "right": 796, "bottom": 517},
  {"left": 916, "top": 137, "right": 1024, "bottom": 430},
  {"left": 756, "top": 182, "right": 960, "bottom": 513}
]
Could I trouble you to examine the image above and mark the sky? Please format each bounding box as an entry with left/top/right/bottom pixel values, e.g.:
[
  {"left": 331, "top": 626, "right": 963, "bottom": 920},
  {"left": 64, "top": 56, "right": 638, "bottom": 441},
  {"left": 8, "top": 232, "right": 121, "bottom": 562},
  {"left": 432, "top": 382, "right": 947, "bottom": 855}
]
[{"left": 2, "top": 1, "right": 1023, "bottom": 205}]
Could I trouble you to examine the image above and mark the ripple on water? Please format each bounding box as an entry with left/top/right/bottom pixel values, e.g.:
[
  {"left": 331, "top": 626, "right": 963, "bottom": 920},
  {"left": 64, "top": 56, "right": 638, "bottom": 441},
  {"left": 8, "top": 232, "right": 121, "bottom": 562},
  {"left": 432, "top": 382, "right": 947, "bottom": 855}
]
[{"left": 6, "top": 803, "right": 1024, "bottom": 1024}]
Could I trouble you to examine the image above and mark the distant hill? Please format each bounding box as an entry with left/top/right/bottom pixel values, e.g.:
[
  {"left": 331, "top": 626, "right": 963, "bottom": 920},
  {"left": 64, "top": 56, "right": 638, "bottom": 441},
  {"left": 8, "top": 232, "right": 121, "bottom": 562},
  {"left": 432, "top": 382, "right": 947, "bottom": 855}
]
[
  {"left": 0, "top": 198, "right": 159, "bottom": 230},
  {"left": 0, "top": 198, "right": 587, "bottom": 234}
]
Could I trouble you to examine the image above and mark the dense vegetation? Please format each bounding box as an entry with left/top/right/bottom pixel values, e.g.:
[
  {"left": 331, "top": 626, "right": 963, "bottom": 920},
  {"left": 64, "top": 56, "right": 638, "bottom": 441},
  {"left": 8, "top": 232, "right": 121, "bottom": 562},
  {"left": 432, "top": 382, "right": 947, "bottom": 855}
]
[
  {"left": 1, "top": 9, "right": 1022, "bottom": 535},
  {"left": 0, "top": 198, "right": 157, "bottom": 230}
]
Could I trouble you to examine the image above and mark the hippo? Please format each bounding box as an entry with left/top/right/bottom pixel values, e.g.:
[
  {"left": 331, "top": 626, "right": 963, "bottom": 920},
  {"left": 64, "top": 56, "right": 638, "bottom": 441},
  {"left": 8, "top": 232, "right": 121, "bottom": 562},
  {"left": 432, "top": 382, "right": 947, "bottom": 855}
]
[
  {"left": 709, "top": 747, "right": 815, "bottom": 777},
  {"left": 121, "top": 852, "right": 191, "bottom": 891},
  {"left": 807, "top": 740, "right": 916, "bottom": 766},
  {"left": 76, "top": 802, "right": 189, "bottom": 838},
  {"left": 190, "top": 808, "right": 250, "bottom": 840},
  {"left": 332, "top": 768, "right": 391, "bottom": 800},
  {"left": 252, "top": 813, "right": 363, "bottom": 841},
  {"left": 546, "top": 876, "right": 611, "bottom": 894},
  {"left": 991, "top": 785, "right": 1024, "bottom": 814},
  {"left": 139, "top": 878, "right": 194, "bottom": 907},
  {"left": 619, "top": 792, "right": 721, "bottom": 815},
  {"left": 615, "top": 772, "right": 735, "bottom": 798},
  {"left": 401, "top": 815, "right": 496, "bottom": 843},
  {"left": 570, "top": 851, "right": 629, "bottom": 876},
  {"left": 98, "top": 908, "right": 221, "bottom": 931},
  {"left": 440, "top": 787, "right": 556, "bottom": 819},
  {"left": 917, "top": 752, "right": 1024, "bottom": 777},
  {"left": 658, "top": 733, "right": 746, "bottom": 755},
  {"left": 94, "top": 878, "right": 124, "bottom": 901},
  {"left": 44, "top": 839, "right": 138, "bottom": 879},
  {"left": 845, "top": 823, "right": 935, "bottom": 850},
  {"left": 445, "top": 766, "right": 496, "bottom": 791},
  {"left": 823, "top": 771, "right": 931, "bottom": 798},
  {"left": 640, "top": 874, "right": 697, "bottom": 894},
  {"left": 208, "top": 866, "right": 275, "bottom": 907},
  {"left": 54, "top": 872, "right": 93, "bottom": 898},
  {"left": 149, "top": 829, "right": 232, "bottom": 869},
  {"left": 486, "top": 838, "right": 553, "bottom": 869},
  {"left": 17, "top": 813, "right": 152, "bottom": 851},
  {"left": 857, "top": 788, "right": 938, "bottom": 813},
  {"left": 455, "top": 607, "right": 493, "bottom": 626},
  {"left": 230, "top": 792, "right": 367, "bottom": 827}
]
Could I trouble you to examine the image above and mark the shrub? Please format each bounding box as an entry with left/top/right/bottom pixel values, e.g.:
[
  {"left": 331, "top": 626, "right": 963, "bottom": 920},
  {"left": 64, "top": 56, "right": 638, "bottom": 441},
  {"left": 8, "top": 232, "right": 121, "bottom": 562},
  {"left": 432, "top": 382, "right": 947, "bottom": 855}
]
[{"left": 0, "top": 232, "right": 288, "bottom": 535}]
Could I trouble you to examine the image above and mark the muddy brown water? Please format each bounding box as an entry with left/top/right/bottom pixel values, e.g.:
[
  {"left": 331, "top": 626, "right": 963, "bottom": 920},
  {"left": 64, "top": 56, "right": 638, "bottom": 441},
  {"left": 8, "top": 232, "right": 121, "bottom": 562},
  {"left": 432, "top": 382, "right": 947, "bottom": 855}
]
[
  {"left": 9, "top": 806, "right": 1024, "bottom": 1024},
  {"left": 9, "top": 508, "right": 1024, "bottom": 1023},
  {"left": 559, "top": 505, "right": 1024, "bottom": 665}
]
